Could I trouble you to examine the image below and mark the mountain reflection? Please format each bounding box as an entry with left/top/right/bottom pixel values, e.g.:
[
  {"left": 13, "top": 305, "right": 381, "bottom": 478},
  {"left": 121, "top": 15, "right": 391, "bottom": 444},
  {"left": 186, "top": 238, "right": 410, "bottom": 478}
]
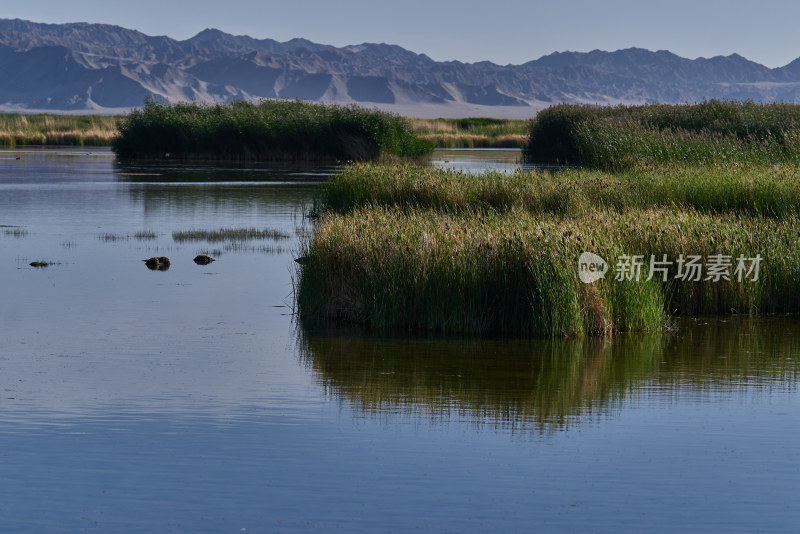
[{"left": 298, "top": 317, "right": 800, "bottom": 432}]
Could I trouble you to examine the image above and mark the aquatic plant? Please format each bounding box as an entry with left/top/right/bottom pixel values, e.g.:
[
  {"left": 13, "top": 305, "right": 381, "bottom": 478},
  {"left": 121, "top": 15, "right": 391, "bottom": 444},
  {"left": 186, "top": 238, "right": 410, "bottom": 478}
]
[
  {"left": 134, "top": 231, "right": 158, "bottom": 240},
  {"left": 524, "top": 101, "right": 800, "bottom": 169},
  {"left": 172, "top": 227, "right": 291, "bottom": 243},
  {"left": 112, "top": 99, "right": 432, "bottom": 161},
  {"left": 3, "top": 227, "right": 29, "bottom": 238},
  {"left": 98, "top": 230, "right": 158, "bottom": 242},
  {"left": 296, "top": 205, "right": 798, "bottom": 336},
  {"left": 408, "top": 117, "right": 529, "bottom": 148},
  {"left": 324, "top": 162, "right": 800, "bottom": 217}
]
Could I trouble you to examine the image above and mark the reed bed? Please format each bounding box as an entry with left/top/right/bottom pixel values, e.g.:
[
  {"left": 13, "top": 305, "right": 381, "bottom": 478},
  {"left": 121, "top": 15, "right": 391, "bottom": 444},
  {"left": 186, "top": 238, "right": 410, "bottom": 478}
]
[
  {"left": 524, "top": 101, "right": 800, "bottom": 169},
  {"left": 297, "top": 161, "right": 800, "bottom": 336},
  {"left": 409, "top": 117, "right": 529, "bottom": 148},
  {"left": 0, "top": 114, "right": 119, "bottom": 146},
  {"left": 297, "top": 205, "right": 800, "bottom": 336},
  {"left": 172, "top": 227, "right": 290, "bottom": 243},
  {"left": 97, "top": 231, "right": 158, "bottom": 242},
  {"left": 3, "top": 227, "right": 28, "bottom": 237},
  {"left": 325, "top": 162, "right": 800, "bottom": 217},
  {"left": 113, "top": 99, "right": 432, "bottom": 161},
  {"left": 0, "top": 112, "right": 527, "bottom": 149}
]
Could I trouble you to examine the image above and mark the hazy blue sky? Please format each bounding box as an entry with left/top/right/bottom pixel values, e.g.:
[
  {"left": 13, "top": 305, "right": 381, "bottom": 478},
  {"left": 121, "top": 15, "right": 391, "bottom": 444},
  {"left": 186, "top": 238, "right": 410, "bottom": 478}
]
[{"left": 5, "top": 1, "right": 800, "bottom": 67}]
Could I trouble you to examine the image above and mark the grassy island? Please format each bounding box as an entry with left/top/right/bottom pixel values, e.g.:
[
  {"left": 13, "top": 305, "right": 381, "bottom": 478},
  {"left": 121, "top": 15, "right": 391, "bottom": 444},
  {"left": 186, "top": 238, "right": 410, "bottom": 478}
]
[
  {"left": 112, "top": 99, "right": 432, "bottom": 161},
  {"left": 296, "top": 101, "right": 800, "bottom": 337},
  {"left": 524, "top": 100, "right": 800, "bottom": 169}
]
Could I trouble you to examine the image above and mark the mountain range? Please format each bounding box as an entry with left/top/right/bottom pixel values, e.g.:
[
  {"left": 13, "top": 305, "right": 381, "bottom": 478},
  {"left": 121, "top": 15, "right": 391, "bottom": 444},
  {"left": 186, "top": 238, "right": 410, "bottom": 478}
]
[{"left": 3, "top": 18, "right": 800, "bottom": 117}]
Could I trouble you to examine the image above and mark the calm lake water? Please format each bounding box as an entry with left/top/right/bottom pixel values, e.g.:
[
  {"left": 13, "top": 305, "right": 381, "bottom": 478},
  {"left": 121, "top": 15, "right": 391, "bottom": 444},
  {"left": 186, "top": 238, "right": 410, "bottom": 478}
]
[{"left": 1, "top": 147, "right": 799, "bottom": 532}]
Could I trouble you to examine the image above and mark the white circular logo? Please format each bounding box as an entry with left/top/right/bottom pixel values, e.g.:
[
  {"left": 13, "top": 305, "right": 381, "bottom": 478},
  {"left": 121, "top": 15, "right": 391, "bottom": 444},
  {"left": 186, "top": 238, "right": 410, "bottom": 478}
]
[{"left": 578, "top": 252, "right": 608, "bottom": 284}]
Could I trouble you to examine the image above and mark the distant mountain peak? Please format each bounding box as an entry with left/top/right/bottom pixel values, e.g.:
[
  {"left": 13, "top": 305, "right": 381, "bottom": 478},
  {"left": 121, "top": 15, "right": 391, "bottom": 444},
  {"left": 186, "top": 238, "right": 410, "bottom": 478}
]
[{"left": 189, "top": 28, "right": 231, "bottom": 41}]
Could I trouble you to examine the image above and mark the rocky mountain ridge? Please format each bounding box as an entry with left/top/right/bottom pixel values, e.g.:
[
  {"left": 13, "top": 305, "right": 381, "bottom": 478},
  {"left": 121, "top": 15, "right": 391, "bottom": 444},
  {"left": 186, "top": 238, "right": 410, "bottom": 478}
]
[{"left": 2, "top": 18, "right": 800, "bottom": 115}]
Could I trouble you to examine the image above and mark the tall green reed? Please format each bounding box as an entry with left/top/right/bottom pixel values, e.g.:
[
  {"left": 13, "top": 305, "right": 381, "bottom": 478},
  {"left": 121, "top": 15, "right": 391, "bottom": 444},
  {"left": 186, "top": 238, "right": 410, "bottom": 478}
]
[
  {"left": 525, "top": 101, "right": 800, "bottom": 169},
  {"left": 113, "top": 99, "right": 431, "bottom": 160}
]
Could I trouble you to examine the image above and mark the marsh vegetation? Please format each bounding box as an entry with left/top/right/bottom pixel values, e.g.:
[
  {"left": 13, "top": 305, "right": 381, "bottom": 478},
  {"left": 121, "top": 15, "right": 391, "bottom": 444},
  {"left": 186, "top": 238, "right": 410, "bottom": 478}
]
[
  {"left": 408, "top": 117, "right": 528, "bottom": 148},
  {"left": 112, "top": 100, "right": 432, "bottom": 161},
  {"left": 524, "top": 100, "right": 800, "bottom": 169},
  {"left": 171, "top": 227, "right": 291, "bottom": 243},
  {"left": 0, "top": 114, "right": 119, "bottom": 146},
  {"left": 98, "top": 231, "right": 158, "bottom": 242},
  {"left": 297, "top": 102, "right": 800, "bottom": 336},
  {"left": 4, "top": 227, "right": 29, "bottom": 238},
  {"left": 0, "top": 112, "right": 526, "bottom": 150}
]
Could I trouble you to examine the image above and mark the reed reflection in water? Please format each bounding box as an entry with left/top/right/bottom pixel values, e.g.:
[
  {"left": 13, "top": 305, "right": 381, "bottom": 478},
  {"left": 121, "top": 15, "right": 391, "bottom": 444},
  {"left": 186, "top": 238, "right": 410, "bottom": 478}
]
[{"left": 299, "top": 317, "right": 800, "bottom": 432}]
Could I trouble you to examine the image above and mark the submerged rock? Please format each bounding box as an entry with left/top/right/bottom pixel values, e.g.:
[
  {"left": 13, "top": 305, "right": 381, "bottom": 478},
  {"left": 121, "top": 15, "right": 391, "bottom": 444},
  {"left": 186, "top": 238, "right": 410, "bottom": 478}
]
[
  {"left": 143, "top": 256, "right": 170, "bottom": 271},
  {"left": 193, "top": 254, "right": 215, "bottom": 265}
]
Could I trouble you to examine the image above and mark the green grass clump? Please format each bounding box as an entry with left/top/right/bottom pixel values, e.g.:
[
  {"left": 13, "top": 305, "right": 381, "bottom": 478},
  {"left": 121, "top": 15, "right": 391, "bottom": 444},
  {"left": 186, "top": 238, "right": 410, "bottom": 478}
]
[
  {"left": 0, "top": 113, "right": 119, "bottom": 146},
  {"left": 112, "top": 99, "right": 432, "bottom": 161},
  {"left": 296, "top": 205, "right": 800, "bottom": 336},
  {"left": 524, "top": 101, "right": 800, "bottom": 169},
  {"left": 324, "top": 163, "right": 800, "bottom": 217},
  {"left": 408, "top": 117, "right": 528, "bottom": 148},
  {"left": 296, "top": 161, "right": 800, "bottom": 336},
  {"left": 172, "top": 227, "right": 290, "bottom": 243}
]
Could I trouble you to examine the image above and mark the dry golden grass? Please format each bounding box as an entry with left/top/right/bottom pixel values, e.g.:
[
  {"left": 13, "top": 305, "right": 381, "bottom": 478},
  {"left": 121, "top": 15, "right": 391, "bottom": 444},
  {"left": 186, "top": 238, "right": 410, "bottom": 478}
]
[
  {"left": 409, "top": 117, "right": 529, "bottom": 148},
  {"left": 0, "top": 114, "right": 120, "bottom": 146}
]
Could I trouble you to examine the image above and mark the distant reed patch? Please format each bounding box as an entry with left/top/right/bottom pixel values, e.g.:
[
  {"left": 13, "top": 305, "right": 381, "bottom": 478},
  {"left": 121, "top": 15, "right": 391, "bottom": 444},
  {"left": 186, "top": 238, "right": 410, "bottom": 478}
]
[
  {"left": 325, "top": 162, "right": 800, "bottom": 217},
  {"left": 409, "top": 117, "right": 529, "bottom": 148},
  {"left": 112, "top": 99, "right": 432, "bottom": 161},
  {"left": 4, "top": 227, "right": 28, "bottom": 238},
  {"left": 0, "top": 113, "right": 119, "bottom": 146},
  {"left": 98, "top": 231, "right": 158, "bottom": 242},
  {"left": 172, "top": 227, "right": 291, "bottom": 243},
  {"left": 524, "top": 100, "right": 800, "bottom": 169}
]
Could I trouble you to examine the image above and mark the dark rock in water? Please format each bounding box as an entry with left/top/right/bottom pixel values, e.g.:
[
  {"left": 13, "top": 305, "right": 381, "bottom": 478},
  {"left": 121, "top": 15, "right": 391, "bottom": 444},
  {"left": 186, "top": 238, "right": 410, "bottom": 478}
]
[
  {"left": 143, "top": 256, "right": 170, "bottom": 271},
  {"left": 30, "top": 261, "right": 49, "bottom": 267},
  {"left": 193, "top": 254, "right": 215, "bottom": 265}
]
